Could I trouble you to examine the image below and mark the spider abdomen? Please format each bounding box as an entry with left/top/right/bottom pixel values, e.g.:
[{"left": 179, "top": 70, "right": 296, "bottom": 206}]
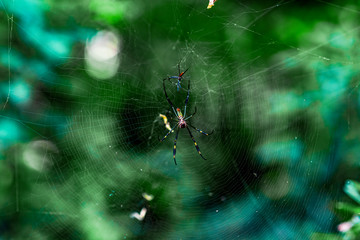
[{"left": 178, "top": 118, "right": 187, "bottom": 128}]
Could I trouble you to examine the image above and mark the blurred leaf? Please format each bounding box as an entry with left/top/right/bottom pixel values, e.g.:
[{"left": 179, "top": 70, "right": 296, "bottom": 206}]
[
  {"left": 336, "top": 202, "right": 360, "bottom": 215},
  {"left": 344, "top": 180, "right": 360, "bottom": 205},
  {"left": 311, "top": 233, "right": 342, "bottom": 240}
]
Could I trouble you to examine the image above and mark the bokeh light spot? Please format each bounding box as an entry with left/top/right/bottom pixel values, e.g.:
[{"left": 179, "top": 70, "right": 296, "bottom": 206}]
[
  {"left": 10, "top": 79, "right": 31, "bottom": 104},
  {"left": 22, "top": 140, "right": 58, "bottom": 172},
  {"left": 0, "top": 119, "right": 20, "bottom": 151},
  {"left": 85, "top": 31, "right": 121, "bottom": 80}
]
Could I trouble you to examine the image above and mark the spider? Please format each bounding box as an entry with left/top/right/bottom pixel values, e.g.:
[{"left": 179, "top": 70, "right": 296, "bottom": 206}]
[
  {"left": 159, "top": 77, "right": 213, "bottom": 165},
  {"left": 165, "top": 64, "right": 189, "bottom": 91}
]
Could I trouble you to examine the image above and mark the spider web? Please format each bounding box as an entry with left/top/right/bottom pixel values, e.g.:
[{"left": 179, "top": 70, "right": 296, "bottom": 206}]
[{"left": 1, "top": 0, "right": 359, "bottom": 239}]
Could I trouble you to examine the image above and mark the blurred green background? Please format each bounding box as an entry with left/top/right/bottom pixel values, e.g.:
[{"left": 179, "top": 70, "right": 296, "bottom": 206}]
[{"left": 2, "top": 0, "right": 360, "bottom": 239}]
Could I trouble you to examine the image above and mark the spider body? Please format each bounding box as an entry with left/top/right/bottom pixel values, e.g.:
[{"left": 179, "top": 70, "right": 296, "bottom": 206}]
[
  {"left": 166, "top": 64, "right": 189, "bottom": 91},
  {"left": 176, "top": 108, "right": 187, "bottom": 128},
  {"left": 160, "top": 77, "right": 213, "bottom": 165}
]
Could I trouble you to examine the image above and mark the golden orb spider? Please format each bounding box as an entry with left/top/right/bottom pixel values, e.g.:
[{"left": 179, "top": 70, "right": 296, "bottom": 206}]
[{"left": 159, "top": 77, "right": 213, "bottom": 165}]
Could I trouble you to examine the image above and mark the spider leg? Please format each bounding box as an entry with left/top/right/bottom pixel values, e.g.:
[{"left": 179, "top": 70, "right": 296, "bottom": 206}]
[
  {"left": 184, "top": 78, "right": 190, "bottom": 117},
  {"left": 173, "top": 128, "right": 180, "bottom": 165},
  {"left": 184, "top": 107, "right": 196, "bottom": 120},
  {"left": 189, "top": 124, "right": 214, "bottom": 136},
  {"left": 186, "top": 126, "right": 206, "bottom": 160},
  {"left": 159, "top": 124, "right": 178, "bottom": 142},
  {"left": 163, "top": 79, "right": 177, "bottom": 116},
  {"left": 181, "top": 67, "right": 189, "bottom": 76},
  {"left": 167, "top": 76, "right": 180, "bottom": 90},
  {"left": 177, "top": 80, "right": 181, "bottom": 92},
  {"left": 177, "top": 67, "right": 188, "bottom": 92}
]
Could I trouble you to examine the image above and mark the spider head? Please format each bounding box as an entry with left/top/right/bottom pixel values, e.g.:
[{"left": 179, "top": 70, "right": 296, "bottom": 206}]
[{"left": 176, "top": 108, "right": 183, "bottom": 117}]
